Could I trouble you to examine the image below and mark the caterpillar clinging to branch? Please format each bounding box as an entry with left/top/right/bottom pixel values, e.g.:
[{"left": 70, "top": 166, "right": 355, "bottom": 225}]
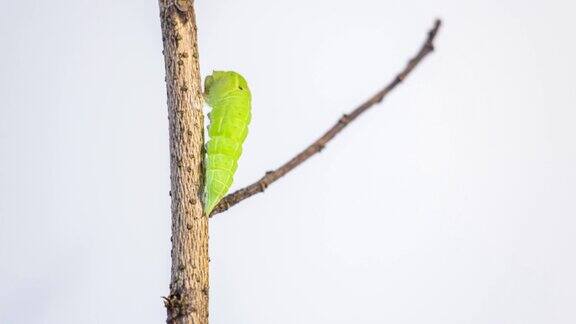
[{"left": 203, "top": 71, "right": 252, "bottom": 215}]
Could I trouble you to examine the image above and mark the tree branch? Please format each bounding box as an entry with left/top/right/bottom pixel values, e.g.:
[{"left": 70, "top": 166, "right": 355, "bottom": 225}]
[
  {"left": 211, "top": 19, "right": 442, "bottom": 217},
  {"left": 158, "top": 1, "right": 208, "bottom": 323}
]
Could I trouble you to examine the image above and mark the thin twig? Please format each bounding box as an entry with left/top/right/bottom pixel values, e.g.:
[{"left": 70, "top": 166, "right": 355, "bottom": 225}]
[{"left": 211, "top": 19, "right": 442, "bottom": 217}]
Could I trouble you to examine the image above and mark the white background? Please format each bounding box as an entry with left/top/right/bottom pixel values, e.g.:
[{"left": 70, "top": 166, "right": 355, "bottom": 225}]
[{"left": 1, "top": 0, "right": 575, "bottom": 323}]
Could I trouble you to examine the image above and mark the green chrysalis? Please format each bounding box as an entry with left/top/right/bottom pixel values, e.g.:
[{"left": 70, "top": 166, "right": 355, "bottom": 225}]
[{"left": 203, "top": 71, "right": 252, "bottom": 214}]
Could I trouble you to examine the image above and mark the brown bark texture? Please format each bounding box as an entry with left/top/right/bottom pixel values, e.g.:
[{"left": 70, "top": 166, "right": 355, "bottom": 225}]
[{"left": 158, "top": 1, "right": 208, "bottom": 323}]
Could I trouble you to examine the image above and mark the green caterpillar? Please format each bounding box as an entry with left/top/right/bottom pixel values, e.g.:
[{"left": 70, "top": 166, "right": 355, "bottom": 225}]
[{"left": 203, "top": 71, "right": 252, "bottom": 214}]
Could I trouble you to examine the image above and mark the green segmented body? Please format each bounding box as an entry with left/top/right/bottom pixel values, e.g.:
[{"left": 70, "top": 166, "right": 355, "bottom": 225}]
[{"left": 203, "top": 71, "right": 251, "bottom": 214}]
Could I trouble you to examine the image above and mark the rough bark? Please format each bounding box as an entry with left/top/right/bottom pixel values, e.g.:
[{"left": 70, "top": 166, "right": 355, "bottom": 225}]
[{"left": 158, "top": 1, "right": 208, "bottom": 323}]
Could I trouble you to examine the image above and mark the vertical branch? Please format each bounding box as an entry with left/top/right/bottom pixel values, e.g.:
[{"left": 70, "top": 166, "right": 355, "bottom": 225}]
[{"left": 158, "top": 1, "right": 208, "bottom": 323}]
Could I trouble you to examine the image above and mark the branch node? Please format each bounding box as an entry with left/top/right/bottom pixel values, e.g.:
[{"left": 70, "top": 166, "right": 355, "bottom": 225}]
[
  {"left": 338, "top": 113, "right": 351, "bottom": 125},
  {"left": 174, "top": 0, "right": 193, "bottom": 13},
  {"left": 163, "top": 292, "right": 192, "bottom": 321}
]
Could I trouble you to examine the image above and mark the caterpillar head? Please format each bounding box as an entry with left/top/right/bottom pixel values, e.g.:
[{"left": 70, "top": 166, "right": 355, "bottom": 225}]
[{"left": 204, "top": 71, "right": 250, "bottom": 106}]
